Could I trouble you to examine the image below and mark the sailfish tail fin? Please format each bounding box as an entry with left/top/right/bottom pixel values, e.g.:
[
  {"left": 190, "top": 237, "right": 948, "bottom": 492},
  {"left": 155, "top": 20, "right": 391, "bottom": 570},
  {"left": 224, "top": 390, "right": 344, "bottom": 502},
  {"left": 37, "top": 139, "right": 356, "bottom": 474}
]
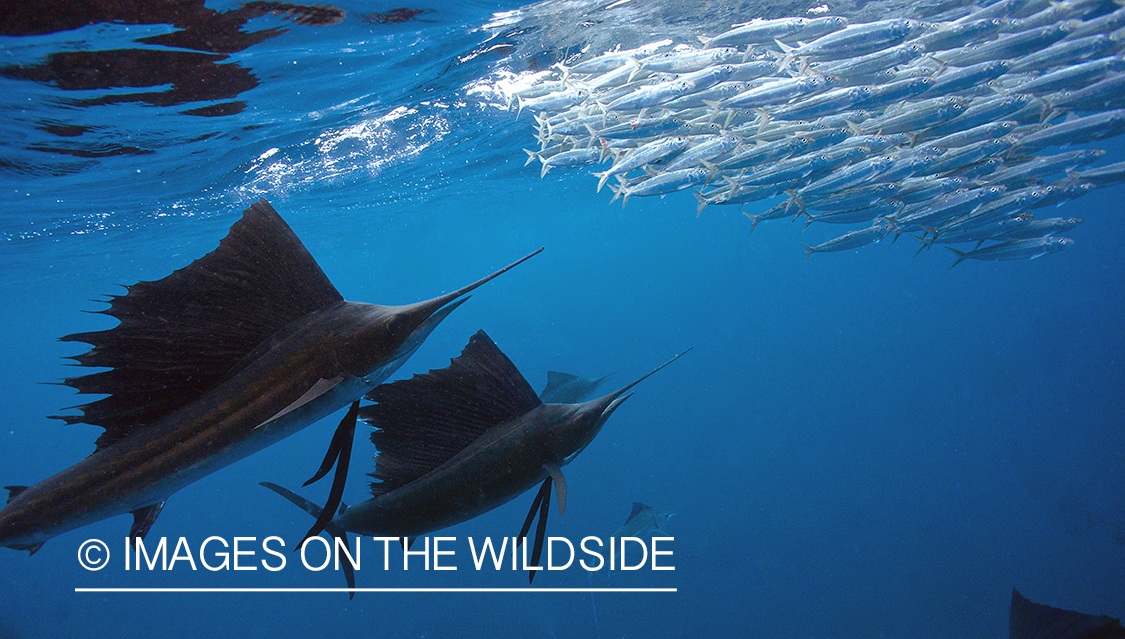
[{"left": 260, "top": 482, "right": 355, "bottom": 598}]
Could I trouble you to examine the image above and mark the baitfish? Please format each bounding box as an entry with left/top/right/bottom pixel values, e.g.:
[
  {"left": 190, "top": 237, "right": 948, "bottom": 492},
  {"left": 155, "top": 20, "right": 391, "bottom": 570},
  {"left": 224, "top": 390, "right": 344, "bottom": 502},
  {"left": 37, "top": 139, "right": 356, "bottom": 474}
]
[
  {"left": 594, "top": 136, "right": 691, "bottom": 191},
  {"left": 1016, "top": 109, "right": 1125, "bottom": 152},
  {"left": 802, "top": 221, "right": 893, "bottom": 260},
  {"left": 947, "top": 236, "right": 1074, "bottom": 268},
  {"left": 777, "top": 19, "right": 924, "bottom": 62},
  {"left": 610, "top": 167, "right": 712, "bottom": 206},
  {"left": 514, "top": 8, "right": 1125, "bottom": 263},
  {"left": 699, "top": 17, "right": 812, "bottom": 48}
]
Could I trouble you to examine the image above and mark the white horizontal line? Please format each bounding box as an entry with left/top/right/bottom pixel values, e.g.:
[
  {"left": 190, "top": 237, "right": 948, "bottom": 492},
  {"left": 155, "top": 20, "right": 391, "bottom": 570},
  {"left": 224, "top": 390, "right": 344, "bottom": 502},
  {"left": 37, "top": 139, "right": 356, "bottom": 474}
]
[{"left": 75, "top": 587, "right": 676, "bottom": 593}]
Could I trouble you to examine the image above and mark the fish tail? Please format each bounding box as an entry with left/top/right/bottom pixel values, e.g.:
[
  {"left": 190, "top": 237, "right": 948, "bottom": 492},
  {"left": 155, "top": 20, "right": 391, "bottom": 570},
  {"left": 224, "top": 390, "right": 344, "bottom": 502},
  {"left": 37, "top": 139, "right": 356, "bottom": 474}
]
[
  {"left": 701, "top": 162, "right": 720, "bottom": 188},
  {"left": 784, "top": 189, "right": 802, "bottom": 213},
  {"left": 910, "top": 234, "right": 929, "bottom": 257},
  {"left": 523, "top": 148, "right": 539, "bottom": 167},
  {"left": 625, "top": 57, "right": 642, "bottom": 83},
  {"left": 607, "top": 182, "right": 623, "bottom": 205},
  {"left": 945, "top": 246, "right": 967, "bottom": 269},
  {"left": 261, "top": 481, "right": 325, "bottom": 521},
  {"left": 260, "top": 482, "right": 356, "bottom": 596},
  {"left": 753, "top": 108, "right": 771, "bottom": 134},
  {"left": 742, "top": 212, "right": 761, "bottom": 235},
  {"left": 723, "top": 108, "right": 738, "bottom": 129},
  {"left": 594, "top": 170, "right": 612, "bottom": 192},
  {"left": 553, "top": 61, "right": 571, "bottom": 82},
  {"left": 693, "top": 188, "right": 711, "bottom": 216},
  {"left": 1040, "top": 96, "right": 1063, "bottom": 123},
  {"left": 931, "top": 55, "right": 949, "bottom": 77},
  {"left": 921, "top": 226, "right": 940, "bottom": 246},
  {"left": 1041, "top": 94, "right": 1059, "bottom": 116},
  {"left": 607, "top": 178, "right": 631, "bottom": 207},
  {"left": 773, "top": 39, "right": 796, "bottom": 72},
  {"left": 801, "top": 243, "right": 815, "bottom": 261},
  {"left": 701, "top": 100, "right": 723, "bottom": 124}
]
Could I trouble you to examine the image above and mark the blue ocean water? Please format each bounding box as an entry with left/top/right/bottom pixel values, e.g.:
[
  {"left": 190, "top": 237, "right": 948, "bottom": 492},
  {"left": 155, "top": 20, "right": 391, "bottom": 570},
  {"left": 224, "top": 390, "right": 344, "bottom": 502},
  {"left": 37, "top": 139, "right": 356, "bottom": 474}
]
[{"left": 1, "top": 1, "right": 1123, "bottom": 638}]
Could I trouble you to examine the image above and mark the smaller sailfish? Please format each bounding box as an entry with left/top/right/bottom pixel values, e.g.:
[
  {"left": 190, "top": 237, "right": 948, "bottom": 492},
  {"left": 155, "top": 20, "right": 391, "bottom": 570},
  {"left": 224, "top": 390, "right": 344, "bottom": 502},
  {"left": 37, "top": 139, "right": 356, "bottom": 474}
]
[{"left": 263, "top": 330, "right": 689, "bottom": 592}]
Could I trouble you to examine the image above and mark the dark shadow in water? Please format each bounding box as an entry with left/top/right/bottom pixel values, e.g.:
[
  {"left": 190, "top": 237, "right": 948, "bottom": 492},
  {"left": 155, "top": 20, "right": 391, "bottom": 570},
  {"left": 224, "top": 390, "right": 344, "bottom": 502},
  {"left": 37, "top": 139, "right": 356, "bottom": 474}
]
[
  {"left": 359, "top": 8, "right": 434, "bottom": 24},
  {"left": 1, "top": 1, "right": 344, "bottom": 116},
  {"left": 0, "top": 1, "right": 345, "bottom": 164}
]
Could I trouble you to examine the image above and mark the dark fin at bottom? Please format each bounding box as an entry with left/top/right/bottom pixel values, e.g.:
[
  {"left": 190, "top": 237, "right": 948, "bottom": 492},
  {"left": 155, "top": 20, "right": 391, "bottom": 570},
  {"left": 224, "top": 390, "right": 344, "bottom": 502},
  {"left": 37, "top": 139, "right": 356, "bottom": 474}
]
[
  {"left": 529, "top": 478, "right": 552, "bottom": 584},
  {"left": 261, "top": 482, "right": 326, "bottom": 520},
  {"left": 515, "top": 477, "right": 553, "bottom": 584},
  {"left": 9, "top": 541, "right": 45, "bottom": 555},
  {"left": 1010, "top": 588, "right": 1125, "bottom": 639},
  {"left": 260, "top": 481, "right": 354, "bottom": 598},
  {"left": 517, "top": 478, "right": 552, "bottom": 549},
  {"left": 128, "top": 501, "right": 166, "bottom": 548}
]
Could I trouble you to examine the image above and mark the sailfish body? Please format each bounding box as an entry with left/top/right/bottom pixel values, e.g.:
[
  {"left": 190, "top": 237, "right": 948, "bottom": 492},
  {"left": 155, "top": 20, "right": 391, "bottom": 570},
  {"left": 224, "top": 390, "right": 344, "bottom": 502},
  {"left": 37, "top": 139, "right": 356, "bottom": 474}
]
[
  {"left": 263, "top": 329, "right": 688, "bottom": 589},
  {"left": 339, "top": 337, "right": 618, "bottom": 538},
  {"left": 0, "top": 200, "right": 540, "bottom": 552}
]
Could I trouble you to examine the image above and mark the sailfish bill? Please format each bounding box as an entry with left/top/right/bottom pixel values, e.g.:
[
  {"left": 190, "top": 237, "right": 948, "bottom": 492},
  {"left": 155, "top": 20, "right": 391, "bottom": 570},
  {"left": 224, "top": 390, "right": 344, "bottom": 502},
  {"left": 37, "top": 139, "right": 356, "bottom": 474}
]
[
  {"left": 262, "top": 329, "right": 689, "bottom": 594},
  {"left": 0, "top": 199, "right": 541, "bottom": 552}
]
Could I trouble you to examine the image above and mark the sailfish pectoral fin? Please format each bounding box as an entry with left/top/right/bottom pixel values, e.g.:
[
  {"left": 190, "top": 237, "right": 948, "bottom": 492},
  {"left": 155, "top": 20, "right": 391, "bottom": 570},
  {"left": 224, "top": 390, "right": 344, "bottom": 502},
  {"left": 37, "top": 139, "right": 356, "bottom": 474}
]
[
  {"left": 300, "top": 400, "right": 359, "bottom": 545},
  {"left": 267, "top": 377, "right": 345, "bottom": 430},
  {"left": 543, "top": 463, "right": 567, "bottom": 516},
  {"left": 127, "top": 501, "right": 166, "bottom": 549}
]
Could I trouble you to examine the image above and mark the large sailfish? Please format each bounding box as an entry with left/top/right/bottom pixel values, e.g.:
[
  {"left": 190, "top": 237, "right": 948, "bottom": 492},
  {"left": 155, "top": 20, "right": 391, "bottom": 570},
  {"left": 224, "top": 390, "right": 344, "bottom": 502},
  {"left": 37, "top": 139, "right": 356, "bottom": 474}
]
[
  {"left": 263, "top": 329, "right": 688, "bottom": 592},
  {"left": 0, "top": 200, "right": 541, "bottom": 552}
]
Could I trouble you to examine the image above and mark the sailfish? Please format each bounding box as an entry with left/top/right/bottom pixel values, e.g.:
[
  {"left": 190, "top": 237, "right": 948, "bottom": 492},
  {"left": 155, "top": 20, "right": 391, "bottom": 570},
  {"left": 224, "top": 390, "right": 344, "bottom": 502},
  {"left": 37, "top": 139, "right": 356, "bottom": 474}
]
[
  {"left": 0, "top": 199, "right": 541, "bottom": 553},
  {"left": 262, "top": 329, "right": 688, "bottom": 592}
]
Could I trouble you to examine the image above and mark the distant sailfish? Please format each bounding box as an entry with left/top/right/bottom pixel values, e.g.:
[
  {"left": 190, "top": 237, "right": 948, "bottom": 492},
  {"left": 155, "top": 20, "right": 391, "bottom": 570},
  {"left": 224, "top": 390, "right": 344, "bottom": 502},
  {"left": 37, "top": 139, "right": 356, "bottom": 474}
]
[
  {"left": 0, "top": 200, "right": 541, "bottom": 553},
  {"left": 539, "top": 369, "right": 619, "bottom": 404},
  {"left": 612, "top": 502, "right": 674, "bottom": 538},
  {"left": 263, "top": 330, "right": 689, "bottom": 592}
]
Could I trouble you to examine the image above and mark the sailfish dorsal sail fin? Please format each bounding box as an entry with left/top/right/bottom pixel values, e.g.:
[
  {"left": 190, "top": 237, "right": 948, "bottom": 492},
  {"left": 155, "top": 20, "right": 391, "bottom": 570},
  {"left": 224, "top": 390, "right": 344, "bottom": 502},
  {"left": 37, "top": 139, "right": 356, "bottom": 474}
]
[
  {"left": 57, "top": 199, "right": 344, "bottom": 451},
  {"left": 361, "top": 329, "right": 542, "bottom": 497},
  {"left": 542, "top": 371, "right": 582, "bottom": 398}
]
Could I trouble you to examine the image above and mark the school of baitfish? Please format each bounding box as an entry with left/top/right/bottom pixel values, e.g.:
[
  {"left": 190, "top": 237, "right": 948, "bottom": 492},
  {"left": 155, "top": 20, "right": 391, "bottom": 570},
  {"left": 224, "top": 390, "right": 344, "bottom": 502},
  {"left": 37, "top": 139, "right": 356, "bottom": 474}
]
[{"left": 513, "top": 0, "right": 1125, "bottom": 266}]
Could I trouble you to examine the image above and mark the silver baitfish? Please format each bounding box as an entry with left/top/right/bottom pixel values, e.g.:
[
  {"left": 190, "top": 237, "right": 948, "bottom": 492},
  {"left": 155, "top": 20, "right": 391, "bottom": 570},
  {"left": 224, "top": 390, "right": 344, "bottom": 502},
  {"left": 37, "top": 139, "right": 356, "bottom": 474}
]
[
  {"left": 514, "top": 6, "right": 1125, "bottom": 264},
  {"left": 947, "top": 236, "right": 1074, "bottom": 267},
  {"left": 802, "top": 222, "right": 894, "bottom": 260}
]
